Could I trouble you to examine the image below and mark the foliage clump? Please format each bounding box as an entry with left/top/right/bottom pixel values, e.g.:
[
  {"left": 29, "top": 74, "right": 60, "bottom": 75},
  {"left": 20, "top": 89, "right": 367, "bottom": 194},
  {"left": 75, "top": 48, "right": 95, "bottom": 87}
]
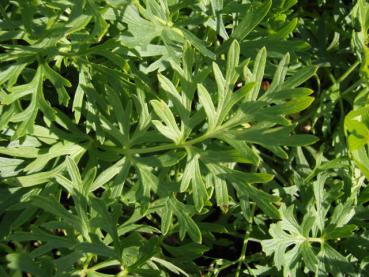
[{"left": 1, "top": 0, "right": 369, "bottom": 276}]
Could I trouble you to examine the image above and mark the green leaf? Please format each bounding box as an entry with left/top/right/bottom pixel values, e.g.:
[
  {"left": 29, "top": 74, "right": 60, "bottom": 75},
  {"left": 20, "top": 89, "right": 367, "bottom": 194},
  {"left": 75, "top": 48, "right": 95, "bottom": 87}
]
[
  {"left": 72, "top": 65, "right": 88, "bottom": 124},
  {"left": 31, "top": 195, "right": 82, "bottom": 232},
  {"left": 300, "top": 241, "right": 318, "bottom": 272},
  {"left": 214, "top": 176, "right": 229, "bottom": 213},
  {"left": 90, "top": 157, "right": 129, "bottom": 192},
  {"left": 218, "top": 132, "right": 260, "bottom": 165},
  {"left": 0, "top": 62, "right": 27, "bottom": 87},
  {"left": 66, "top": 14, "right": 92, "bottom": 35},
  {"left": 207, "top": 163, "right": 279, "bottom": 218},
  {"left": 161, "top": 200, "right": 173, "bottom": 235},
  {"left": 151, "top": 257, "right": 189, "bottom": 277},
  {"left": 234, "top": 126, "right": 319, "bottom": 147},
  {"left": 137, "top": 164, "right": 158, "bottom": 199},
  {"left": 226, "top": 40, "right": 240, "bottom": 85},
  {"left": 77, "top": 240, "right": 117, "bottom": 258},
  {"left": 192, "top": 156, "right": 209, "bottom": 212},
  {"left": 180, "top": 28, "right": 216, "bottom": 60},
  {"left": 42, "top": 63, "right": 71, "bottom": 106},
  {"left": 281, "top": 66, "right": 318, "bottom": 89},
  {"left": 158, "top": 73, "right": 189, "bottom": 119},
  {"left": 324, "top": 225, "right": 357, "bottom": 240},
  {"left": 218, "top": 167, "right": 274, "bottom": 184},
  {"left": 90, "top": 198, "right": 121, "bottom": 255},
  {"left": 248, "top": 47, "right": 267, "bottom": 101},
  {"left": 268, "top": 96, "right": 314, "bottom": 115},
  {"left": 7, "top": 253, "right": 48, "bottom": 276},
  {"left": 261, "top": 205, "right": 309, "bottom": 271},
  {"left": 180, "top": 155, "right": 196, "bottom": 192},
  {"left": 55, "top": 174, "right": 75, "bottom": 194},
  {"left": 181, "top": 154, "right": 208, "bottom": 212},
  {"left": 168, "top": 197, "right": 202, "bottom": 243},
  {"left": 320, "top": 243, "right": 355, "bottom": 275},
  {"left": 11, "top": 67, "right": 49, "bottom": 139},
  {"left": 129, "top": 237, "right": 160, "bottom": 270},
  {"left": 66, "top": 156, "right": 83, "bottom": 189},
  {"left": 197, "top": 84, "right": 217, "bottom": 130},
  {"left": 151, "top": 100, "right": 182, "bottom": 143},
  {"left": 231, "top": 0, "right": 272, "bottom": 41}
]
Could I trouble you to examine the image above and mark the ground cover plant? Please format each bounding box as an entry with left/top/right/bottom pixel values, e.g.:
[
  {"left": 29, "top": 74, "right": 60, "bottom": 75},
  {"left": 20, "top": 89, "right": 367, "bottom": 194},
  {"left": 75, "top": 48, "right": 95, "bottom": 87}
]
[{"left": 1, "top": 0, "right": 369, "bottom": 276}]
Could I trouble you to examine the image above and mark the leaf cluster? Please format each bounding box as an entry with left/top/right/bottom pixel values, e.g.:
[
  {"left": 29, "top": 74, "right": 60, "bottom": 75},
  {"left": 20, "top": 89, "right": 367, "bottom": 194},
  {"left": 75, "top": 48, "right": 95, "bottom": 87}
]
[{"left": 1, "top": 0, "right": 369, "bottom": 276}]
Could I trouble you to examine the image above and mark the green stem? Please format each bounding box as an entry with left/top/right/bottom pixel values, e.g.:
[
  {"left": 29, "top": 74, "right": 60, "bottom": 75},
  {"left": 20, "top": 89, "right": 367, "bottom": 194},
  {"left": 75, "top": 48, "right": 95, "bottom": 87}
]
[
  {"left": 235, "top": 232, "right": 252, "bottom": 277},
  {"left": 129, "top": 142, "right": 178, "bottom": 155},
  {"left": 83, "top": 254, "right": 95, "bottom": 270},
  {"left": 340, "top": 80, "right": 362, "bottom": 98},
  {"left": 337, "top": 60, "right": 360, "bottom": 83},
  {"left": 127, "top": 127, "right": 224, "bottom": 155},
  {"left": 117, "top": 268, "right": 129, "bottom": 277},
  {"left": 87, "top": 260, "right": 121, "bottom": 271},
  {"left": 235, "top": 204, "right": 256, "bottom": 277},
  {"left": 307, "top": 237, "right": 324, "bottom": 244},
  {"left": 212, "top": 261, "right": 238, "bottom": 276}
]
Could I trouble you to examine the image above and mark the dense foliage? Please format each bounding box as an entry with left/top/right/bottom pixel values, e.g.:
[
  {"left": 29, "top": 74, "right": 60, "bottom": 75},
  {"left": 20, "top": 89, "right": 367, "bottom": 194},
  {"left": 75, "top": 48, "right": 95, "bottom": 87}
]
[{"left": 1, "top": 0, "right": 369, "bottom": 276}]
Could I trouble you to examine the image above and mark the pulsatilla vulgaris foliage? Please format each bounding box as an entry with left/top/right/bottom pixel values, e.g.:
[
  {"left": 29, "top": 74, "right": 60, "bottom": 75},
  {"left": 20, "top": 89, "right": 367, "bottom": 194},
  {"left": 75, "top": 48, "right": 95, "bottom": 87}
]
[{"left": 0, "top": 0, "right": 368, "bottom": 276}]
